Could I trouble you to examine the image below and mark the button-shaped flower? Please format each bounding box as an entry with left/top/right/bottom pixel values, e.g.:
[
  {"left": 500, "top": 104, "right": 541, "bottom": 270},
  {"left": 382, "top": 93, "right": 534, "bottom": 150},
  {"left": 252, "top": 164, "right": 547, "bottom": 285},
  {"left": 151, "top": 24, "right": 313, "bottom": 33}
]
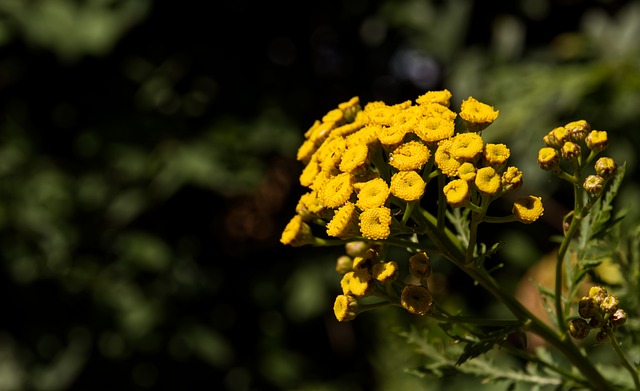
[
  {"left": 460, "top": 96, "right": 499, "bottom": 132},
  {"left": 512, "top": 196, "right": 544, "bottom": 224},
  {"left": 389, "top": 141, "right": 431, "bottom": 171},
  {"left": 443, "top": 178, "right": 470, "bottom": 207},
  {"left": 475, "top": 166, "right": 501, "bottom": 195},
  {"left": 390, "top": 171, "right": 426, "bottom": 201},
  {"left": 359, "top": 206, "right": 392, "bottom": 240}
]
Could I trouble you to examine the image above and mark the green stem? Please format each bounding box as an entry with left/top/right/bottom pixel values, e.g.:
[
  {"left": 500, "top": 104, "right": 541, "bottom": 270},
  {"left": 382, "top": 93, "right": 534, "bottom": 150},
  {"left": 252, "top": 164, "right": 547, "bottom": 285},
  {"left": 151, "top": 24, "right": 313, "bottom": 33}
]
[
  {"left": 608, "top": 331, "right": 640, "bottom": 390},
  {"left": 554, "top": 212, "right": 581, "bottom": 334}
]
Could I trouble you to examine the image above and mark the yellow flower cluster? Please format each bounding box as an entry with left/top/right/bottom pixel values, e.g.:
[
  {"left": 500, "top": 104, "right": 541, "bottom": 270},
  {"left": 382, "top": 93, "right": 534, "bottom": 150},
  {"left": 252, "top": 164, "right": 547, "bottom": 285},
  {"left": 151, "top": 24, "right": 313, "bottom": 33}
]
[{"left": 538, "top": 120, "right": 617, "bottom": 197}]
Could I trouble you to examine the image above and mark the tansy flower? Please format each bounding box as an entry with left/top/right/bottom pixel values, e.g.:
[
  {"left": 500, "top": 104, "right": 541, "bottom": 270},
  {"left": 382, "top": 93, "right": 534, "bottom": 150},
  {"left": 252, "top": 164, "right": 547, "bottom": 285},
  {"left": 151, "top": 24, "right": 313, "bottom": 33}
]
[
  {"left": 538, "top": 147, "right": 559, "bottom": 171},
  {"left": 280, "top": 215, "right": 316, "bottom": 247},
  {"left": 356, "top": 178, "right": 390, "bottom": 210},
  {"left": 416, "top": 89, "right": 452, "bottom": 107},
  {"left": 460, "top": 96, "right": 499, "bottom": 132},
  {"left": 340, "top": 272, "right": 354, "bottom": 295},
  {"left": 584, "top": 175, "right": 604, "bottom": 195},
  {"left": 414, "top": 116, "right": 455, "bottom": 143},
  {"left": 389, "top": 141, "right": 431, "bottom": 171},
  {"left": 585, "top": 130, "right": 608, "bottom": 152},
  {"left": 326, "top": 202, "right": 361, "bottom": 239},
  {"left": 390, "top": 171, "right": 426, "bottom": 201},
  {"left": 335, "top": 256, "right": 353, "bottom": 274},
  {"left": 457, "top": 162, "right": 476, "bottom": 181},
  {"left": 595, "top": 157, "right": 616, "bottom": 180},
  {"left": 322, "top": 108, "right": 345, "bottom": 125},
  {"left": 372, "top": 261, "right": 399, "bottom": 284},
  {"left": 450, "top": 132, "right": 484, "bottom": 160},
  {"left": 501, "top": 166, "right": 523, "bottom": 191},
  {"left": 338, "top": 96, "right": 361, "bottom": 122},
  {"left": 296, "top": 191, "right": 327, "bottom": 219},
  {"left": 296, "top": 139, "right": 318, "bottom": 164},
  {"left": 565, "top": 119, "right": 590, "bottom": 141},
  {"left": 318, "top": 173, "right": 354, "bottom": 208},
  {"left": 339, "top": 144, "right": 369, "bottom": 173},
  {"left": 349, "top": 269, "right": 374, "bottom": 297},
  {"left": 307, "top": 120, "right": 336, "bottom": 145},
  {"left": 317, "top": 136, "right": 347, "bottom": 173},
  {"left": 422, "top": 103, "right": 457, "bottom": 120},
  {"left": 401, "top": 285, "right": 433, "bottom": 315},
  {"left": 309, "top": 170, "right": 332, "bottom": 192},
  {"left": 561, "top": 141, "right": 581, "bottom": 161},
  {"left": 332, "top": 121, "right": 363, "bottom": 138},
  {"left": 359, "top": 207, "right": 392, "bottom": 240},
  {"left": 475, "top": 166, "right": 501, "bottom": 195},
  {"left": 435, "top": 139, "right": 462, "bottom": 177},
  {"left": 484, "top": 143, "right": 510, "bottom": 166},
  {"left": 549, "top": 126, "right": 569, "bottom": 148},
  {"left": 333, "top": 294, "right": 359, "bottom": 322},
  {"left": 409, "top": 252, "right": 431, "bottom": 279},
  {"left": 363, "top": 103, "right": 400, "bottom": 126},
  {"left": 377, "top": 125, "right": 408, "bottom": 146},
  {"left": 346, "top": 125, "right": 380, "bottom": 147},
  {"left": 513, "top": 196, "right": 544, "bottom": 224},
  {"left": 443, "top": 179, "right": 470, "bottom": 207},
  {"left": 299, "top": 158, "right": 320, "bottom": 187}
]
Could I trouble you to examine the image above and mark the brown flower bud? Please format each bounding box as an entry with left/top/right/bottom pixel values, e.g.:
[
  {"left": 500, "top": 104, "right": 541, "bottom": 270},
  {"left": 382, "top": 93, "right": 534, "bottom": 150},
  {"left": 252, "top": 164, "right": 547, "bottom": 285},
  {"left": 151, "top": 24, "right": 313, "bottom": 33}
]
[
  {"left": 595, "top": 157, "right": 616, "bottom": 180},
  {"left": 561, "top": 141, "right": 581, "bottom": 161},
  {"left": 569, "top": 318, "right": 591, "bottom": 339},
  {"left": 583, "top": 175, "right": 604, "bottom": 195}
]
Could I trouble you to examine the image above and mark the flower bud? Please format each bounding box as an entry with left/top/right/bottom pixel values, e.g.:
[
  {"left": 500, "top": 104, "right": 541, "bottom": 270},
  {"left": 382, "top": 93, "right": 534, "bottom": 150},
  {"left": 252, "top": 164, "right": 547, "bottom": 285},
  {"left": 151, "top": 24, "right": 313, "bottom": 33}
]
[
  {"left": 578, "top": 296, "right": 599, "bottom": 318},
  {"left": 585, "top": 130, "right": 608, "bottom": 152},
  {"left": 595, "top": 157, "right": 616, "bottom": 180},
  {"left": 333, "top": 294, "right": 359, "bottom": 322},
  {"left": 569, "top": 318, "right": 591, "bottom": 339},
  {"left": 345, "top": 241, "right": 369, "bottom": 257},
  {"left": 564, "top": 120, "right": 590, "bottom": 142},
  {"left": 538, "top": 147, "right": 560, "bottom": 170},
  {"left": 589, "top": 314, "right": 604, "bottom": 329},
  {"left": 600, "top": 295, "right": 620, "bottom": 314},
  {"left": 409, "top": 252, "right": 431, "bottom": 279},
  {"left": 611, "top": 309, "right": 627, "bottom": 328},
  {"left": 544, "top": 127, "right": 568, "bottom": 148},
  {"left": 335, "top": 256, "right": 353, "bottom": 274},
  {"left": 589, "top": 286, "right": 608, "bottom": 303},
  {"left": 583, "top": 175, "right": 604, "bottom": 195},
  {"left": 561, "top": 141, "right": 581, "bottom": 161}
]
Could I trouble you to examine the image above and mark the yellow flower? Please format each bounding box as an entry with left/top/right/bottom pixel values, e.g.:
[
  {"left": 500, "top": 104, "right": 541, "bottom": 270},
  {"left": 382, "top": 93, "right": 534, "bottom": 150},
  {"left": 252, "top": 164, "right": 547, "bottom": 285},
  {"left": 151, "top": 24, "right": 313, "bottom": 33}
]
[
  {"left": 401, "top": 285, "right": 433, "bottom": 315},
  {"left": 585, "top": 130, "right": 608, "bottom": 152},
  {"left": 317, "top": 136, "right": 347, "bottom": 173},
  {"left": 296, "top": 139, "right": 318, "bottom": 164},
  {"left": 309, "top": 170, "right": 332, "bottom": 192},
  {"left": 359, "top": 207, "right": 392, "bottom": 240},
  {"left": 295, "top": 191, "right": 327, "bottom": 219},
  {"left": 372, "top": 261, "right": 399, "bottom": 284},
  {"left": 389, "top": 141, "right": 431, "bottom": 171},
  {"left": 318, "top": 172, "right": 353, "bottom": 208},
  {"left": 435, "top": 139, "right": 462, "bottom": 177},
  {"left": 450, "top": 132, "right": 484, "bottom": 160},
  {"left": 513, "top": 196, "right": 544, "bottom": 224},
  {"left": 338, "top": 96, "right": 361, "bottom": 122},
  {"left": 561, "top": 141, "right": 581, "bottom": 161},
  {"left": 345, "top": 125, "right": 379, "bottom": 148},
  {"left": 332, "top": 121, "right": 363, "bottom": 138},
  {"left": 416, "top": 89, "right": 452, "bottom": 107},
  {"left": 335, "top": 255, "right": 353, "bottom": 274},
  {"left": 326, "top": 202, "right": 361, "bottom": 239},
  {"left": 333, "top": 294, "right": 359, "bottom": 322},
  {"left": 339, "top": 144, "right": 369, "bottom": 173},
  {"left": 595, "top": 157, "right": 617, "bottom": 180},
  {"left": 564, "top": 119, "right": 590, "bottom": 141},
  {"left": 422, "top": 103, "right": 457, "bottom": 120},
  {"left": 280, "top": 215, "right": 315, "bottom": 247},
  {"left": 340, "top": 271, "right": 354, "bottom": 295},
  {"left": 390, "top": 171, "right": 426, "bottom": 201},
  {"left": 409, "top": 252, "right": 431, "bottom": 279},
  {"left": 356, "top": 177, "right": 390, "bottom": 210},
  {"left": 460, "top": 96, "right": 499, "bottom": 132},
  {"left": 414, "top": 116, "right": 455, "bottom": 143},
  {"left": 484, "top": 143, "right": 510, "bottom": 166},
  {"left": 349, "top": 269, "right": 373, "bottom": 297},
  {"left": 299, "top": 158, "right": 320, "bottom": 187},
  {"left": 362, "top": 102, "right": 399, "bottom": 126},
  {"left": 322, "top": 108, "right": 345, "bottom": 125},
  {"left": 501, "top": 166, "right": 523, "bottom": 191},
  {"left": 475, "top": 166, "right": 501, "bottom": 195},
  {"left": 457, "top": 162, "right": 476, "bottom": 181},
  {"left": 543, "top": 126, "right": 569, "bottom": 149},
  {"left": 377, "top": 125, "right": 407, "bottom": 146},
  {"left": 443, "top": 179, "right": 469, "bottom": 207},
  {"left": 538, "top": 147, "right": 559, "bottom": 170}
]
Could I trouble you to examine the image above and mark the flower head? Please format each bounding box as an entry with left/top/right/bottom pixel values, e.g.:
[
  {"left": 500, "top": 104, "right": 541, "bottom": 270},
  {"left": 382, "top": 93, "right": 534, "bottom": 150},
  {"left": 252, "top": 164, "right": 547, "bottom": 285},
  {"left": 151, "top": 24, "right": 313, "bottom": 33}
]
[
  {"left": 280, "top": 215, "right": 316, "bottom": 247},
  {"left": 443, "top": 179, "right": 470, "bottom": 207},
  {"left": 457, "top": 162, "right": 476, "bottom": 181},
  {"left": 561, "top": 141, "right": 581, "bottom": 161},
  {"left": 416, "top": 89, "right": 452, "bottom": 107},
  {"left": 585, "top": 130, "right": 608, "bottom": 152},
  {"left": 326, "top": 202, "right": 361, "bottom": 239},
  {"left": 435, "top": 139, "right": 462, "bottom": 177},
  {"left": 401, "top": 285, "right": 433, "bottom": 315},
  {"left": 359, "top": 207, "right": 392, "bottom": 240},
  {"left": 339, "top": 144, "right": 369, "bottom": 173},
  {"left": 595, "top": 157, "right": 616, "bottom": 180},
  {"left": 501, "top": 166, "right": 523, "bottom": 191},
  {"left": 460, "top": 96, "right": 499, "bottom": 132},
  {"left": 372, "top": 261, "right": 399, "bottom": 284},
  {"left": 584, "top": 175, "right": 604, "bottom": 195},
  {"left": 318, "top": 173, "right": 354, "bottom": 208},
  {"left": 390, "top": 171, "right": 426, "bottom": 201},
  {"left": 538, "top": 147, "right": 560, "bottom": 171},
  {"left": 333, "top": 294, "right": 359, "bottom": 322},
  {"left": 409, "top": 252, "right": 431, "bottom": 279},
  {"left": 513, "top": 196, "right": 544, "bottom": 224},
  {"left": 450, "top": 132, "right": 484, "bottom": 161},
  {"left": 414, "top": 116, "right": 455, "bottom": 143},
  {"left": 564, "top": 120, "right": 590, "bottom": 141},
  {"left": 475, "top": 166, "right": 501, "bottom": 195},
  {"left": 484, "top": 143, "right": 510, "bottom": 167},
  {"left": 389, "top": 141, "right": 431, "bottom": 171},
  {"left": 356, "top": 177, "right": 390, "bottom": 210}
]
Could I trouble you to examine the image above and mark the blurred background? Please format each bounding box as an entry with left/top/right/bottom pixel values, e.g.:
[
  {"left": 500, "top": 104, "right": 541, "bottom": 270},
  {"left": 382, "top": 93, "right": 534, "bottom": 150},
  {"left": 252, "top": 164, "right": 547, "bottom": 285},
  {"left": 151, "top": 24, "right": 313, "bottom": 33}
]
[{"left": 0, "top": 0, "right": 639, "bottom": 390}]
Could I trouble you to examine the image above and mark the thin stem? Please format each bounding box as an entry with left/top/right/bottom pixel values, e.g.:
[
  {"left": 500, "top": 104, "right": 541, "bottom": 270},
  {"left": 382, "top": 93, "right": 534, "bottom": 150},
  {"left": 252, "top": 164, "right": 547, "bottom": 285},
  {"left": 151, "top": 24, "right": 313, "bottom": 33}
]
[
  {"left": 608, "top": 331, "right": 640, "bottom": 390},
  {"left": 554, "top": 213, "right": 581, "bottom": 335}
]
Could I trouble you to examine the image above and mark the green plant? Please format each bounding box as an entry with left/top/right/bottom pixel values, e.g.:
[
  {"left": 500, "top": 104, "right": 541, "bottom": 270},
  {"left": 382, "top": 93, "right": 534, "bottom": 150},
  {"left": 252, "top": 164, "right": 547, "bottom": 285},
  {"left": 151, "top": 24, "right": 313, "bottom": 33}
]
[{"left": 280, "top": 89, "right": 639, "bottom": 390}]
